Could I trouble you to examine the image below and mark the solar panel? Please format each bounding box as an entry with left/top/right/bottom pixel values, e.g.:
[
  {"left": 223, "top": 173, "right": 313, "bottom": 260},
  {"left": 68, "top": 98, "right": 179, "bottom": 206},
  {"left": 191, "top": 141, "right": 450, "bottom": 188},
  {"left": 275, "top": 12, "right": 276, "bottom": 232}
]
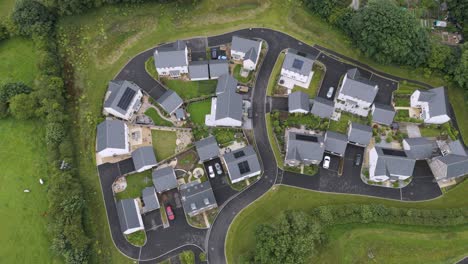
[
  {"left": 238, "top": 160, "right": 251, "bottom": 174},
  {"left": 117, "top": 87, "right": 136, "bottom": 110},
  {"left": 295, "top": 134, "right": 318, "bottom": 142},
  {"left": 382, "top": 148, "right": 407, "bottom": 157},
  {"left": 233, "top": 151, "right": 245, "bottom": 158},
  {"left": 292, "top": 59, "right": 304, "bottom": 70}
]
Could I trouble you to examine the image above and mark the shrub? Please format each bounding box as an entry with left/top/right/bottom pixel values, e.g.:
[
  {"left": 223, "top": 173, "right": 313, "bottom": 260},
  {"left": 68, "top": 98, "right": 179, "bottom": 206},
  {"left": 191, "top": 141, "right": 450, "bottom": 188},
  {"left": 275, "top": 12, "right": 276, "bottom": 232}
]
[
  {"left": 386, "top": 135, "right": 393, "bottom": 143},
  {"left": 12, "top": 0, "right": 56, "bottom": 36},
  {"left": 179, "top": 250, "right": 195, "bottom": 264},
  {"left": 199, "top": 252, "right": 207, "bottom": 262},
  {"left": 375, "top": 136, "right": 381, "bottom": 143},
  {"left": 8, "top": 93, "right": 38, "bottom": 120}
]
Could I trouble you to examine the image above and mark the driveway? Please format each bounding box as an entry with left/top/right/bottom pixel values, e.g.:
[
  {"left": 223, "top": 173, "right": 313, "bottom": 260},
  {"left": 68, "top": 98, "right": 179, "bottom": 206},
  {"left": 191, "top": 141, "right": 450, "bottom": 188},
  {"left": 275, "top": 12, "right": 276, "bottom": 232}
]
[
  {"left": 403, "top": 123, "right": 422, "bottom": 138},
  {"left": 204, "top": 158, "right": 239, "bottom": 205},
  {"left": 186, "top": 37, "right": 208, "bottom": 62}
]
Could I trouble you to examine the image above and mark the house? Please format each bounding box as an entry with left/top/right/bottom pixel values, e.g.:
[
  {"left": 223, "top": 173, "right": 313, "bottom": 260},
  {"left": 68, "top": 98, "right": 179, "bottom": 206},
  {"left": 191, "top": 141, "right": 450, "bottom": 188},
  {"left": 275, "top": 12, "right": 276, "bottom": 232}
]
[
  {"left": 208, "top": 60, "right": 229, "bottom": 79},
  {"left": 141, "top": 187, "right": 160, "bottom": 214},
  {"left": 410, "top": 87, "right": 450, "bottom": 124},
  {"left": 222, "top": 145, "right": 262, "bottom": 183},
  {"left": 371, "top": 103, "right": 396, "bottom": 125},
  {"left": 403, "top": 137, "right": 436, "bottom": 160},
  {"left": 132, "top": 146, "right": 157, "bottom": 172},
  {"left": 280, "top": 49, "right": 314, "bottom": 89},
  {"left": 336, "top": 68, "right": 379, "bottom": 117},
  {"left": 152, "top": 167, "right": 178, "bottom": 193},
  {"left": 285, "top": 131, "right": 325, "bottom": 166},
  {"left": 205, "top": 74, "right": 243, "bottom": 127},
  {"left": 231, "top": 36, "right": 262, "bottom": 71},
  {"left": 288, "top": 91, "right": 310, "bottom": 114},
  {"left": 154, "top": 40, "right": 188, "bottom": 78},
  {"left": 116, "top": 199, "right": 144, "bottom": 235},
  {"left": 103, "top": 80, "right": 143, "bottom": 120},
  {"left": 96, "top": 119, "right": 130, "bottom": 158},
  {"left": 156, "top": 89, "right": 183, "bottom": 115},
  {"left": 429, "top": 154, "right": 468, "bottom": 186},
  {"left": 347, "top": 122, "right": 372, "bottom": 146},
  {"left": 179, "top": 181, "right": 217, "bottom": 217},
  {"left": 189, "top": 61, "right": 209, "bottom": 81},
  {"left": 324, "top": 131, "right": 348, "bottom": 157},
  {"left": 194, "top": 136, "right": 220, "bottom": 162},
  {"left": 174, "top": 108, "right": 186, "bottom": 121},
  {"left": 310, "top": 97, "right": 334, "bottom": 119},
  {"left": 368, "top": 146, "right": 416, "bottom": 182}
]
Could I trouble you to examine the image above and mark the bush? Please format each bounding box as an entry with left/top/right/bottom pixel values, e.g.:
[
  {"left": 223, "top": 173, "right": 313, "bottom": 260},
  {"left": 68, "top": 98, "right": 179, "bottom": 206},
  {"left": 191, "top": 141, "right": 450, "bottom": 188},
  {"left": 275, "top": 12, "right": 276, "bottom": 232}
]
[
  {"left": 9, "top": 93, "right": 38, "bottom": 120},
  {"left": 12, "top": 0, "right": 56, "bottom": 36},
  {"left": 179, "top": 250, "right": 195, "bottom": 264},
  {"left": 375, "top": 136, "right": 381, "bottom": 143},
  {"left": 0, "top": 82, "right": 32, "bottom": 103},
  {"left": 386, "top": 135, "right": 393, "bottom": 143},
  {"left": 199, "top": 252, "right": 207, "bottom": 262}
]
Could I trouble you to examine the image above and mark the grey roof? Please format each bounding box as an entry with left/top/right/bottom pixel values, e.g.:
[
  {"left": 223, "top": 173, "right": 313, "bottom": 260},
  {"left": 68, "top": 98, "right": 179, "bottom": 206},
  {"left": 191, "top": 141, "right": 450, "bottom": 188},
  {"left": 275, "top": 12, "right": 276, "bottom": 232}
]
[
  {"left": 189, "top": 60, "right": 209, "bottom": 80},
  {"left": 96, "top": 120, "right": 127, "bottom": 152},
  {"left": 156, "top": 90, "right": 183, "bottom": 114},
  {"left": 104, "top": 80, "right": 141, "bottom": 115},
  {"left": 223, "top": 145, "right": 261, "bottom": 182},
  {"left": 288, "top": 91, "right": 310, "bottom": 112},
  {"left": 142, "top": 187, "right": 160, "bottom": 213},
  {"left": 174, "top": 108, "right": 185, "bottom": 120},
  {"left": 231, "top": 36, "right": 261, "bottom": 62},
  {"left": 116, "top": 199, "right": 141, "bottom": 233},
  {"left": 215, "top": 75, "right": 242, "bottom": 122},
  {"left": 417, "top": 87, "right": 449, "bottom": 117},
  {"left": 286, "top": 132, "right": 325, "bottom": 162},
  {"left": 244, "top": 47, "right": 257, "bottom": 63},
  {"left": 340, "top": 68, "right": 378, "bottom": 103},
  {"left": 132, "top": 146, "right": 157, "bottom": 171},
  {"left": 282, "top": 50, "right": 314, "bottom": 76},
  {"left": 152, "top": 167, "right": 177, "bottom": 193},
  {"left": 154, "top": 40, "right": 187, "bottom": 68},
  {"left": 194, "top": 136, "right": 220, "bottom": 162},
  {"left": 403, "top": 137, "right": 435, "bottom": 160},
  {"left": 216, "top": 74, "right": 238, "bottom": 95},
  {"left": 448, "top": 140, "right": 467, "bottom": 156},
  {"left": 310, "top": 97, "right": 334, "bottom": 118},
  {"left": 209, "top": 60, "right": 229, "bottom": 79},
  {"left": 372, "top": 103, "right": 396, "bottom": 125},
  {"left": 179, "top": 181, "right": 217, "bottom": 215},
  {"left": 324, "top": 131, "right": 348, "bottom": 156},
  {"left": 374, "top": 147, "right": 416, "bottom": 178},
  {"left": 348, "top": 122, "right": 372, "bottom": 146},
  {"left": 432, "top": 154, "right": 468, "bottom": 180}
]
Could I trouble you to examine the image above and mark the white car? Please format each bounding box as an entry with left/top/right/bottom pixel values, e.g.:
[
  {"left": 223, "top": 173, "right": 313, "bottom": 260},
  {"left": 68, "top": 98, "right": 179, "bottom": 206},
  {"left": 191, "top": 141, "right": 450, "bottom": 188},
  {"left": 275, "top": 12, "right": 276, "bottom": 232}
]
[
  {"left": 323, "top": 156, "right": 331, "bottom": 169},
  {"left": 208, "top": 166, "right": 215, "bottom": 178},
  {"left": 215, "top": 163, "right": 222, "bottom": 175},
  {"left": 327, "top": 87, "right": 334, "bottom": 98}
]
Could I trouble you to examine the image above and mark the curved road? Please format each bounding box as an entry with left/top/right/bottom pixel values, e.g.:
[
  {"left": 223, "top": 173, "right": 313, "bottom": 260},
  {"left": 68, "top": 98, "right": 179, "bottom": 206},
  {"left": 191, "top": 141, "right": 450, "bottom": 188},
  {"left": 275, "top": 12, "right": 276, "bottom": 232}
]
[{"left": 100, "top": 28, "right": 445, "bottom": 263}]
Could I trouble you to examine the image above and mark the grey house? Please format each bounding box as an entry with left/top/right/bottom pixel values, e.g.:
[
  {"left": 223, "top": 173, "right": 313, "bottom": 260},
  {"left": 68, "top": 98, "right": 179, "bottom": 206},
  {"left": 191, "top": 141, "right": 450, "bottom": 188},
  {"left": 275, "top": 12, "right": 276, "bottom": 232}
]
[
  {"left": 116, "top": 199, "right": 144, "bottom": 235},
  {"left": 310, "top": 97, "right": 334, "bottom": 119},
  {"left": 194, "top": 136, "right": 220, "bottom": 162},
  {"left": 104, "top": 80, "right": 143, "bottom": 120},
  {"left": 231, "top": 36, "right": 262, "bottom": 71},
  {"left": 347, "top": 122, "right": 372, "bottom": 146},
  {"left": 209, "top": 60, "right": 229, "bottom": 79},
  {"left": 410, "top": 87, "right": 451, "bottom": 124},
  {"left": 288, "top": 91, "right": 310, "bottom": 114},
  {"left": 429, "top": 154, "right": 468, "bottom": 185},
  {"left": 152, "top": 167, "right": 178, "bottom": 193},
  {"left": 189, "top": 61, "right": 209, "bottom": 81},
  {"left": 179, "top": 181, "right": 218, "bottom": 217},
  {"left": 96, "top": 119, "right": 129, "bottom": 157},
  {"left": 141, "top": 187, "right": 160, "bottom": 213},
  {"left": 281, "top": 49, "right": 314, "bottom": 87},
  {"left": 154, "top": 40, "right": 188, "bottom": 77},
  {"left": 156, "top": 89, "right": 183, "bottom": 115},
  {"left": 369, "top": 146, "right": 416, "bottom": 182},
  {"left": 206, "top": 74, "right": 243, "bottom": 127},
  {"left": 285, "top": 131, "right": 325, "bottom": 166},
  {"left": 223, "top": 145, "right": 262, "bottom": 183},
  {"left": 324, "top": 131, "right": 348, "bottom": 157},
  {"left": 132, "top": 146, "right": 157, "bottom": 172},
  {"left": 371, "top": 103, "right": 396, "bottom": 125},
  {"left": 403, "top": 137, "right": 436, "bottom": 160}
]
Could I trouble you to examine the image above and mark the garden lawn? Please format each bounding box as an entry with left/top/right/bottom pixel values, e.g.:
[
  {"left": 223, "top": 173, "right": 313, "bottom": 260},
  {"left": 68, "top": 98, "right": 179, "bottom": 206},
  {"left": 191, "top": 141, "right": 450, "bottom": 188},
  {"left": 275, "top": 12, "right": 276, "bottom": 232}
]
[
  {"left": 0, "top": 38, "right": 39, "bottom": 86},
  {"left": 0, "top": 119, "right": 61, "bottom": 264},
  {"left": 144, "top": 108, "right": 172, "bottom": 126},
  {"left": 394, "top": 96, "right": 410, "bottom": 107},
  {"left": 266, "top": 52, "right": 286, "bottom": 96},
  {"left": 187, "top": 99, "right": 211, "bottom": 125},
  {"left": 145, "top": 57, "right": 159, "bottom": 80},
  {"left": 125, "top": 230, "right": 146, "bottom": 247},
  {"left": 420, "top": 126, "right": 442, "bottom": 137},
  {"left": 233, "top": 64, "right": 253, "bottom": 84},
  {"left": 291, "top": 63, "right": 325, "bottom": 98},
  {"left": 265, "top": 113, "right": 283, "bottom": 169},
  {"left": 161, "top": 79, "right": 217, "bottom": 100},
  {"left": 152, "top": 130, "right": 177, "bottom": 161},
  {"left": 226, "top": 182, "right": 468, "bottom": 263},
  {"left": 329, "top": 112, "right": 368, "bottom": 133},
  {"left": 115, "top": 170, "right": 153, "bottom": 200}
]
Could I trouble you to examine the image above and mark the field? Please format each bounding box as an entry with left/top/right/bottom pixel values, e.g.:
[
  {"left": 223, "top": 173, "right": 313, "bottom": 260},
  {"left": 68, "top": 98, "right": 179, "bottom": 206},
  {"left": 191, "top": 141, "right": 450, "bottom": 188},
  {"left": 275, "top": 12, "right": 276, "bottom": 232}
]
[
  {"left": 0, "top": 119, "right": 61, "bottom": 264},
  {"left": 161, "top": 79, "right": 217, "bottom": 100},
  {"left": 0, "top": 38, "right": 39, "bottom": 86},
  {"left": 187, "top": 99, "right": 211, "bottom": 125},
  {"left": 152, "top": 130, "right": 177, "bottom": 161}
]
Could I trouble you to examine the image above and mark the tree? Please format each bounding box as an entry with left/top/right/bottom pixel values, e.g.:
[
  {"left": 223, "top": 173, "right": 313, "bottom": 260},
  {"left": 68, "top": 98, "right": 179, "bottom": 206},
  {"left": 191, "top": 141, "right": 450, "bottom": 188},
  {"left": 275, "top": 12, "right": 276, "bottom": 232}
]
[
  {"left": 43, "top": 0, "right": 95, "bottom": 16},
  {"left": 454, "top": 43, "right": 468, "bottom": 90},
  {"left": 0, "top": 82, "right": 32, "bottom": 103},
  {"left": 8, "top": 93, "right": 39, "bottom": 120},
  {"left": 0, "top": 22, "right": 9, "bottom": 41},
  {"left": 350, "top": 0, "right": 430, "bottom": 66},
  {"left": 427, "top": 42, "right": 453, "bottom": 71},
  {"left": 12, "top": 0, "right": 56, "bottom": 36}
]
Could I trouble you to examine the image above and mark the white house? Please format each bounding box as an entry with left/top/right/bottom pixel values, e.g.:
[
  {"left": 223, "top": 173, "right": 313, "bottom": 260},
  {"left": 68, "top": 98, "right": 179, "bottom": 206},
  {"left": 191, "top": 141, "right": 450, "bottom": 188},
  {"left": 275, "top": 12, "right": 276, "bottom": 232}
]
[
  {"left": 103, "top": 80, "right": 143, "bottom": 120},
  {"left": 231, "top": 36, "right": 262, "bottom": 71},
  {"left": 336, "top": 68, "right": 379, "bottom": 117},
  {"left": 280, "top": 49, "right": 314, "bottom": 89},
  {"left": 222, "top": 145, "right": 262, "bottom": 183},
  {"left": 368, "top": 146, "right": 416, "bottom": 182},
  {"left": 116, "top": 199, "right": 144, "bottom": 235},
  {"left": 205, "top": 74, "right": 243, "bottom": 127},
  {"left": 410, "top": 87, "right": 450, "bottom": 124},
  {"left": 96, "top": 120, "right": 130, "bottom": 158},
  {"left": 154, "top": 40, "right": 189, "bottom": 78}
]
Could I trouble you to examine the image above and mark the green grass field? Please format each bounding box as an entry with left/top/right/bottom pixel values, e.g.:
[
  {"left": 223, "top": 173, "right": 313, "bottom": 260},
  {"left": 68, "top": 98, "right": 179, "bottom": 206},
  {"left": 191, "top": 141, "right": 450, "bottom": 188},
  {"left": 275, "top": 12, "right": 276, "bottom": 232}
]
[
  {"left": 0, "top": 0, "right": 16, "bottom": 19},
  {"left": 291, "top": 63, "right": 325, "bottom": 98},
  {"left": 0, "top": 38, "right": 39, "bottom": 86},
  {"left": 115, "top": 170, "right": 153, "bottom": 200},
  {"left": 265, "top": 113, "right": 284, "bottom": 169},
  {"left": 0, "top": 119, "right": 61, "bottom": 264},
  {"left": 161, "top": 79, "right": 217, "bottom": 100},
  {"left": 144, "top": 108, "right": 173, "bottom": 126},
  {"left": 266, "top": 52, "right": 286, "bottom": 96},
  {"left": 152, "top": 130, "right": 177, "bottom": 161},
  {"left": 187, "top": 99, "right": 211, "bottom": 125}
]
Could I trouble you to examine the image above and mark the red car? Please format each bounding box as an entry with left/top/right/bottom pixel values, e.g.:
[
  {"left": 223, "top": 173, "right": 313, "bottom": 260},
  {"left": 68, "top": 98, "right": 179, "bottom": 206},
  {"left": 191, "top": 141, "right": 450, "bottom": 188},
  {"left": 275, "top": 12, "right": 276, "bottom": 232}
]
[{"left": 166, "top": 206, "right": 175, "bottom": 221}]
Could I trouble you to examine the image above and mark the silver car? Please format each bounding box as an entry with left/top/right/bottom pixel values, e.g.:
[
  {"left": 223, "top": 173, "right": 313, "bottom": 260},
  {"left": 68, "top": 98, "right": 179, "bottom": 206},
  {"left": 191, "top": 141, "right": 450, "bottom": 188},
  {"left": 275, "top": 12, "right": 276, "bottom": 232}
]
[
  {"left": 215, "top": 163, "right": 222, "bottom": 175},
  {"left": 327, "top": 87, "right": 335, "bottom": 98}
]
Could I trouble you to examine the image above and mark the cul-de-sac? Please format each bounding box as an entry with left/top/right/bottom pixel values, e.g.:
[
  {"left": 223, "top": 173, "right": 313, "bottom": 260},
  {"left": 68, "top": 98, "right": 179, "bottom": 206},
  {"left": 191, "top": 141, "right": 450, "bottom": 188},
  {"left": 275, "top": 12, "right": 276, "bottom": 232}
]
[{"left": 1, "top": 1, "right": 468, "bottom": 264}]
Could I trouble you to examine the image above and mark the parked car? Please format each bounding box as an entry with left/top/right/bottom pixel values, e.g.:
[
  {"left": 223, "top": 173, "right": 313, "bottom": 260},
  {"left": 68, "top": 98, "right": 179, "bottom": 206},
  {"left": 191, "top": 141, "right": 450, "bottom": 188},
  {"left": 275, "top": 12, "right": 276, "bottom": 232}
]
[
  {"left": 166, "top": 206, "right": 175, "bottom": 221},
  {"left": 208, "top": 165, "right": 215, "bottom": 178},
  {"left": 327, "top": 87, "right": 335, "bottom": 98},
  {"left": 355, "top": 154, "right": 362, "bottom": 166},
  {"left": 323, "top": 156, "right": 331, "bottom": 169},
  {"left": 215, "top": 163, "right": 222, "bottom": 175},
  {"left": 211, "top": 49, "right": 217, "bottom": 59}
]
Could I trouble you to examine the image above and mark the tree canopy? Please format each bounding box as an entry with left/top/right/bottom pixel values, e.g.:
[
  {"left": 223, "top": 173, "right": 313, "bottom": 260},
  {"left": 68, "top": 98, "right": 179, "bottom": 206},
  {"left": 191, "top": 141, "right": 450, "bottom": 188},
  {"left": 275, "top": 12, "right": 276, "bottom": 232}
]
[{"left": 12, "top": 0, "right": 56, "bottom": 36}]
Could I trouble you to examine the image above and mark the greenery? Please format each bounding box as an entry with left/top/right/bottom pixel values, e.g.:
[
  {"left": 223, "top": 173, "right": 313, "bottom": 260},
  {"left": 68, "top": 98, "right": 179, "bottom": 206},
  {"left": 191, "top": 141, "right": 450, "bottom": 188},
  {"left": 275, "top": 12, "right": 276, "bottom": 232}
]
[
  {"left": 199, "top": 252, "right": 207, "bottom": 262},
  {"left": 125, "top": 230, "right": 146, "bottom": 247},
  {"left": 152, "top": 130, "right": 177, "bottom": 161},
  {"left": 115, "top": 170, "right": 153, "bottom": 200},
  {"left": 144, "top": 56, "right": 158, "bottom": 80},
  {"left": 303, "top": 165, "right": 318, "bottom": 176},
  {"left": 266, "top": 52, "right": 285, "bottom": 96},
  {"left": 291, "top": 63, "right": 325, "bottom": 98},
  {"left": 212, "top": 127, "right": 240, "bottom": 146},
  {"left": 187, "top": 99, "right": 211, "bottom": 125},
  {"left": 420, "top": 125, "right": 442, "bottom": 138},
  {"left": 0, "top": 38, "right": 39, "bottom": 86},
  {"left": 161, "top": 79, "right": 217, "bottom": 101},
  {"left": 179, "top": 250, "right": 195, "bottom": 264},
  {"left": 394, "top": 96, "right": 410, "bottom": 107},
  {"left": 233, "top": 64, "right": 253, "bottom": 84},
  {"left": 144, "top": 108, "right": 173, "bottom": 126},
  {"left": 329, "top": 112, "right": 367, "bottom": 133},
  {"left": 12, "top": 0, "right": 56, "bottom": 37},
  {"left": 266, "top": 113, "right": 284, "bottom": 169}
]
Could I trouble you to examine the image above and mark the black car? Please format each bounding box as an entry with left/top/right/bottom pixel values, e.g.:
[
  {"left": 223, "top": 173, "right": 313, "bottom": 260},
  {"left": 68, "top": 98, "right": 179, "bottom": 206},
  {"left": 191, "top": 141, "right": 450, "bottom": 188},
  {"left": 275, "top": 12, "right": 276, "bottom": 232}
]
[
  {"left": 354, "top": 154, "right": 362, "bottom": 166},
  {"left": 211, "top": 49, "right": 218, "bottom": 59}
]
